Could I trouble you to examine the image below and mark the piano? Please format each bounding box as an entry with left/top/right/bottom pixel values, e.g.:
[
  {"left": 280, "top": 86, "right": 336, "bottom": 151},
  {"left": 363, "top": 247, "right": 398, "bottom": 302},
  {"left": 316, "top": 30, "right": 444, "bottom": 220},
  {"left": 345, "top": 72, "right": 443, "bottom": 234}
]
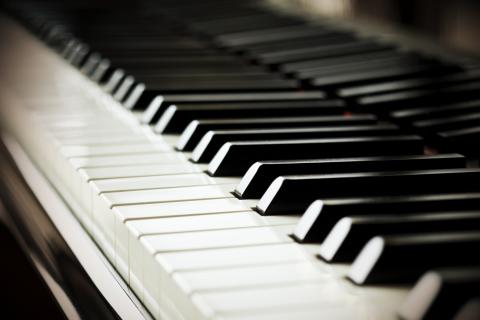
[{"left": 0, "top": 0, "right": 479, "bottom": 319}]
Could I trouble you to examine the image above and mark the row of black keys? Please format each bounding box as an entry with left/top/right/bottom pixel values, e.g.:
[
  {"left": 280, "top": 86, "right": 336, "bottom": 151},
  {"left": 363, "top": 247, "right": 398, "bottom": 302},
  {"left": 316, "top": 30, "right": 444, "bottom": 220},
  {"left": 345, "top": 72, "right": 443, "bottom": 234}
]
[
  {"left": 24, "top": 0, "right": 480, "bottom": 157},
  {"left": 15, "top": 0, "right": 480, "bottom": 159},
  {"left": 10, "top": 1, "right": 480, "bottom": 319}
]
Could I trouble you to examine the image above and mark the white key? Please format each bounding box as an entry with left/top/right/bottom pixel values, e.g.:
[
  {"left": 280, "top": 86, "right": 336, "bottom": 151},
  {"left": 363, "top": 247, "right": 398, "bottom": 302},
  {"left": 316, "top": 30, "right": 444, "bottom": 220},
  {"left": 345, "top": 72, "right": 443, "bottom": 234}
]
[
  {"left": 76, "top": 162, "right": 200, "bottom": 226},
  {"left": 125, "top": 211, "right": 258, "bottom": 302},
  {"left": 70, "top": 152, "right": 186, "bottom": 169},
  {"left": 127, "top": 211, "right": 294, "bottom": 237},
  {"left": 103, "top": 184, "right": 236, "bottom": 207},
  {"left": 50, "top": 128, "right": 136, "bottom": 139},
  {"left": 109, "top": 198, "right": 249, "bottom": 282},
  {"left": 61, "top": 143, "right": 171, "bottom": 158},
  {"left": 81, "top": 163, "right": 201, "bottom": 181},
  {"left": 101, "top": 184, "right": 237, "bottom": 268},
  {"left": 114, "top": 197, "right": 249, "bottom": 222},
  {"left": 174, "top": 262, "right": 331, "bottom": 294},
  {"left": 142, "top": 225, "right": 294, "bottom": 256},
  {"left": 214, "top": 307, "right": 356, "bottom": 320},
  {"left": 123, "top": 211, "right": 296, "bottom": 297},
  {"left": 43, "top": 118, "right": 125, "bottom": 129},
  {"left": 47, "top": 124, "right": 128, "bottom": 134},
  {"left": 91, "top": 173, "right": 238, "bottom": 193},
  {"left": 75, "top": 162, "right": 201, "bottom": 213},
  {"left": 55, "top": 135, "right": 147, "bottom": 146},
  {"left": 141, "top": 226, "right": 294, "bottom": 318},
  {"left": 156, "top": 243, "right": 309, "bottom": 274},
  {"left": 192, "top": 282, "right": 348, "bottom": 318}
]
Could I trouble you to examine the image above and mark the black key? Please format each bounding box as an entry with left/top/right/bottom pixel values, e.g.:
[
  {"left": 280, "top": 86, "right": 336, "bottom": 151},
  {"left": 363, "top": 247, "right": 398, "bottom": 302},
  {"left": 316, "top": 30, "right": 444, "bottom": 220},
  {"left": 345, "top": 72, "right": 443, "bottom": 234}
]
[
  {"left": 290, "top": 52, "right": 424, "bottom": 79},
  {"left": 413, "top": 112, "right": 480, "bottom": 132},
  {"left": 176, "top": 114, "right": 377, "bottom": 151},
  {"left": 438, "top": 126, "right": 480, "bottom": 156},
  {"left": 293, "top": 193, "right": 480, "bottom": 243},
  {"left": 94, "top": 48, "right": 220, "bottom": 59},
  {"left": 257, "top": 169, "right": 480, "bottom": 215},
  {"left": 337, "top": 69, "right": 480, "bottom": 98},
  {"left": 142, "top": 78, "right": 298, "bottom": 93},
  {"left": 390, "top": 99, "right": 480, "bottom": 123},
  {"left": 135, "top": 72, "right": 284, "bottom": 83},
  {"left": 356, "top": 81, "right": 480, "bottom": 113},
  {"left": 155, "top": 99, "right": 345, "bottom": 133},
  {"left": 281, "top": 50, "right": 405, "bottom": 73},
  {"left": 93, "top": 38, "right": 208, "bottom": 51},
  {"left": 319, "top": 211, "right": 480, "bottom": 262},
  {"left": 312, "top": 64, "right": 446, "bottom": 88},
  {"left": 128, "top": 73, "right": 287, "bottom": 108},
  {"left": 193, "top": 14, "right": 301, "bottom": 35},
  {"left": 236, "top": 154, "right": 465, "bottom": 199},
  {"left": 258, "top": 40, "right": 390, "bottom": 64},
  {"left": 348, "top": 232, "right": 480, "bottom": 284},
  {"left": 191, "top": 124, "right": 401, "bottom": 163},
  {"left": 121, "top": 64, "right": 264, "bottom": 75},
  {"left": 398, "top": 268, "right": 480, "bottom": 320},
  {"left": 132, "top": 90, "right": 326, "bottom": 111},
  {"left": 216, "top": 25, "right": 334, "bottom": 48},
  {"left": 291, "top": 56, "right": 434, "bottom": 83},
  {"left": 207, "top": 135, "right": 424, "bottom": 176},
  {"left": 109, "top": 55, "right": 241, "bottom": 66},
  {"left": 247, "top": 33, "right": 355, "bottom": 57},
  {"left": 163, "top": 91, "right": 326, "bottom": 104}
]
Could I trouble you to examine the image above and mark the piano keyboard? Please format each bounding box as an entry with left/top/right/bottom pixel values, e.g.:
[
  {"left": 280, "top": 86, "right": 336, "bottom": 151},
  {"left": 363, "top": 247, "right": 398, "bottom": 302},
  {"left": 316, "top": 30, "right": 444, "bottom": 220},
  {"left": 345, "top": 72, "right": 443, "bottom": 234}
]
[{"left": 1, "top": 0, "right": 480, "bottom": 319}]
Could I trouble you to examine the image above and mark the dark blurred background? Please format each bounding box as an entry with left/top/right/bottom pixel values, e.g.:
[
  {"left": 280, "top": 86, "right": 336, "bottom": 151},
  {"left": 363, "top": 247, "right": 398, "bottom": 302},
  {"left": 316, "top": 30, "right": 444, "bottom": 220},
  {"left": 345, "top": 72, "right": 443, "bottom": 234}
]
[{"left": 267, "top": 0, "right": 480, "bottom": 56}]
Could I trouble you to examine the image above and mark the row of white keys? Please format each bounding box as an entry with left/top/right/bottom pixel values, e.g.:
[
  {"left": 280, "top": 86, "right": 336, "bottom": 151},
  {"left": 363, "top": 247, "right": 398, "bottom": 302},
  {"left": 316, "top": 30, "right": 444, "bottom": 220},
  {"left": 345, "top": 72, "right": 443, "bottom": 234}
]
[
  {"left": 17, "top": 74, "right": 365, "bottom": 320},
  {"left": 79, "top": 162, "right": 203, "bottom": 210},
  {"left": 118, "top": 197, "right": 254, "bottom": 287},
  {"left": 91, "top": 173, "right": 238, "bottom": 193},
  {"left": 28, "top": 97, "right": 353, "bottom": 319},
  {"left": 89, "top": 175, "right": 241, "bottom": 273},
  {"left": 69, "top": 152, "right": 187, "bottom": 173},
  {"left": 154, "top": 241, "right": 403, "bottom": 320},
  {"left": 98, "top": 184, "right": 238, "bottom": 271},
  {"left": 138, "top": 222, "right": 300, "bottom": 318}
]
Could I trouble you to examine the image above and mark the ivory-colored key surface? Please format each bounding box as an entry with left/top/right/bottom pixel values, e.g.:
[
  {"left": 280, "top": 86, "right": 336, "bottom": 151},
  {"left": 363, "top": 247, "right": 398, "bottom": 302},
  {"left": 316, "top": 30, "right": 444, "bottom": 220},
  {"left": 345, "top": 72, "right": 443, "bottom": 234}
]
[
  {"left": 213, "top": 307, "right": 354, "bottom": 320},
  {"left": 126, "top": 211, "right": 296, "bottom": 237},
  {"left": 49, "top": 128, "right": 138, "bottom": 139},
  {"left": 61, "top": 143, "right": 171, "bottom": 158},
  {"left": 76, "top": 163, "right": 203, "bottom": 213},
  {"left": 97, "top": 183, "right": 241, "bottom": 266},
  {"left": 123, "top": 211, "right": 298, "bottom": 295},
  {"left": 102, "top": 183, "right": 237, "bottom": 207},
  {"left": 156, "top": 243, "right": 310, "bottom": 273},
  {"left": 110, "top": 198, "right": 252, "bottom": 280},
  {"left": 174, "top": 262, "right": 331, "bottom": 294},
  {"left": 91, "top": 173, "right": 238, "bottom": 193},
  {"left": 114, "top": 198, "right": 250, "bottom": 221},
  {"left": 191, "top": 282, "right": 348, "bottom": 317},
  {"left": 70, "top": 152, "right": 187, "bottom": 169},
  {"left": 55, "top": 135, "right": 148, "bottom": 146},
  {"left": 80, "top": 163, "right": 201, "bottom": 181},
  {"left": 141, "top": 225, "right": 295, "bottom": 254},
  {"left": 139, "top": 225, "right": 296, "bottom": 317}
]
